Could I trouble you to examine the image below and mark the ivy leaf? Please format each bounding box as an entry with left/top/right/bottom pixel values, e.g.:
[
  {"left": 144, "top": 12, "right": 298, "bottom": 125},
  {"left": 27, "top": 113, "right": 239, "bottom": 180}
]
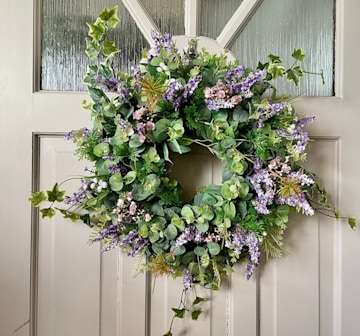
[
  {"left": 348, "top": 216, "right": 357, "bottom": 229},
  {"left": 47, "top": 183, "right": 65, "bottom": 203},
  {"left": 29, "top": 191, "right": 47, "bottom": 207},
  {"left": 57, "top": 209, "right": 81, "bottom": 222},
  {"left": 171, "top": 308, "right": 186, "bottom": 319},
  {"left": 103, "top": 39, "right": 119, "bottom": 57},
  {"left": 85, "top": 38, "right": 101, "bottom": 60},
  {"left": 99, "top": 6, "right": 120, "bottom": 28},
  {"left": 292, "top": 48, "right": 306, "bottom": 62},
  {"left": 163, "top": 331, "right": 173, "bottom": 336},
  {"left": 286, "top": 66, "right": 305, "bottom": 86},
  {"left": 192, "top": 296, "right": 205, "bottom": 306},
  {"left": 40, "top": 207, "right": 56, "bottom": 219},
  {"left": 191, "top": 309, "right": 202, "bottom": 321},
  {"left": 87, "top": 19, "right": 106, "bottom": 40},
  {"left": 267, "top": 64, "right": 285, "bottom": 79},
  {"left": 268, "top": 54, "right": 282, "bottom": 63}
]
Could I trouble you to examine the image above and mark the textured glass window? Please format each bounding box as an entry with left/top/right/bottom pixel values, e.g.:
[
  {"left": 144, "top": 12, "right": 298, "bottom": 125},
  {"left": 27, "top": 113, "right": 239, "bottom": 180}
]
[
  {"left": 41, "top": 0, "right": 184, "bottom": 91},
  {"left": 41, "top": 0, "right": 334, "bottom": 95},
  {"left": 201, "top": 0, "right": 244, "bottom": 38},
  {"left": 201, "top": 0, "right": 334, "bottom": 96}
]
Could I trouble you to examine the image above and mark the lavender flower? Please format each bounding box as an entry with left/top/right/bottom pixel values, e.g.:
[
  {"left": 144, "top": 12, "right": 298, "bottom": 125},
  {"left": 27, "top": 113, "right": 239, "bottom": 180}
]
[
  {"left": 225, "top": 65, "right": 246, "bottom": 84},
  {"left": 256, "top": 101, "right": 288, "bottom": 128},
  {"left": 163, "top": 75, "right": 202, "bottom": 111},
  {"left": 96, "top": 75, "right": 131, "bottom": 102},
  {"left": 247, "top": 168, "right": 276, "bottom": 214},
  {"left": 277, "top": 116, "right": 316, "bottom": 155},
  {"left": 64, "top": 127, "right": 90, "bottom": 141},
  {"left": 232, "top": 69, "right": 267, "bottom": 97},
  {"left": 64, "top": 178, "right": 91, "bottom": 205},
  {"left": 149, "top": 30, "right": 179, "bottom": 61},
  {"left": 182, "top": 267, "right": 195, "bottom": 291},
  {"left": 227, "top": 229, "right": 260, "bottom": 279}
]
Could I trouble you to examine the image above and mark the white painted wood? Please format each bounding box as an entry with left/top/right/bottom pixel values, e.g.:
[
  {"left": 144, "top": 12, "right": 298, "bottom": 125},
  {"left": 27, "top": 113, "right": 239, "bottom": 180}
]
[
  {"left": 174, "top": 35, "right": 236, "bottom": 61},
  {"left": 184, "top": 0, "right": 201, "bottom": 37},
  {"left": 121, "top": 0, "right": 158, "bottom": 47},
  {"left": 2, "top": 1, "right": 360, "bottom": 336},
  {"left": 216, "top": 0, "right": 263, "bottom": 49}
]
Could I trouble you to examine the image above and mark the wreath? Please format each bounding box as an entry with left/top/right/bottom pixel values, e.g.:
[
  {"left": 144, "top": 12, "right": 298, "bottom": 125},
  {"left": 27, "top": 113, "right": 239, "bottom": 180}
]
[{"left": 30, "top": 6, "right": 356, "bottom": 333}]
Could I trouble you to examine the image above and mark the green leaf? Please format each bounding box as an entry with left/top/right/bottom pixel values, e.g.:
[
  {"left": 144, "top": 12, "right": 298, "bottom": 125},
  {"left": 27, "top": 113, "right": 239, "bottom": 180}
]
[
  {"left": 163, "top": 330, "right": 173, "bottom": 336},
  {"left": 196, "top": 221, "right": 209, "bottom": 233},
  {"left": 171, "top": 308, "right": 186, "bottom": 319},
  {"left": 109, "top": 173, "right": 124, "bottom": 192},
  {"left": 85, "top": 38, "right": 101, "bottom": 60},
  {"left": 194, "top": 246, "right": 206, "bottom": 256},
  {"left": 191, "top": 309, "right": 202, "bottom": 321},
  {"left": 164, "top": 223, "right": 178, "bottom": 240},
  {"left": 138, "top": 224, "right": 149, "bottom": 238},
  {"left": 173, "top": 245, "right": 186, "bottom": 256},
  {"left": 171, "top": 214, "right": 185, "bottom": 231},
  {"left": 87, "top": 19, "right": 106, "bottom": 40},
  {"left": 267, "top": 63, "right": 285, "bottom": 79},
  {"left": 93, "top": 143, "right": 110, "bottom": 157},
  {"left": 348, "top": 216, "right": 357, "bottom": 229},
  {"left": 99, "top": 6, "right": 120, "bottom": 28},
  {"left": 124, "top": 171, "right": 137, "bottom": 184},
  {"left": 292, "top": 48, "right": 306, "bottom": 62},
  {"left": 150, "top": 57, "right": 163, "bottom": 66},
  {"left": 202, "top": 193, "right": 217, "bottom": 206},
  {"left": 286, "top": 68, "right": 301, "bottom": 86},
  {"left": 233, "top": 106, "right": 249, "bottom": 123},
  {"left": 47, "top": 183, "right": 65, "bottom": 203},
  {"left": 103, "top": 39, "right": 119, "bottom": 57},
  {"left": 221, "top": 183, "right": 233, "bottom": 200},
  {"left": 149, "top": 231, "right": 160, "bottom": 243},
  {"left": 57, "top": 209, "right": 81, "bottom": 222},
  {"left": 192, "top": 296, "right": 205, "bottom": 306},
  {"left": 224, "top": 202, "right": 236, "bottom": 219},
  {"left": 268, "top": 53, "right": 283, "bottom": 63},
  {"left": 168, "top": 140, "right": 191, "bottom": 154},
  {"left": 129, "top": 134, "right": 144, "bottom": 148},
  {"left": 29, "top": 191, "right": 47, "bottom": 207},
  {"left": 151, "top": 119, "right": 171, "bottom": 142},
  {"left": 238, "top": 182, "right": 249, "bottom": 198},
  {"left": 207, "top": 242, "right": 221, "bottom": 256},
  {"left": 181, "top": 205, "right": 195, "bottom": 223},
  {"left": 40, "top": 207, "right": 56, "bottom": 219}
]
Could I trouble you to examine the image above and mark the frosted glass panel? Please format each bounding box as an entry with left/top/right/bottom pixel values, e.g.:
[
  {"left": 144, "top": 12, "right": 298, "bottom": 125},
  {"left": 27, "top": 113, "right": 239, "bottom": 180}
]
[
  {"left": 231, "top": 0, "right": 334, "bottom": 96},
  {"left": 200, "top": 0, "right": 244, "bottom": 38},
  {"left": 41, "top": 0, "right": 184, "bottom": 91},
  {"left": 142, "top": 0, "right": 184, "bottom": 36}
]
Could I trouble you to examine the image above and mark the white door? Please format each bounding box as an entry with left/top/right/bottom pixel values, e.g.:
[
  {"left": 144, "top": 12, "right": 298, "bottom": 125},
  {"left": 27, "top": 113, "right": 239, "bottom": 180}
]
[{"left": 1, "top": 1, "right": 360, "bottom": 336}]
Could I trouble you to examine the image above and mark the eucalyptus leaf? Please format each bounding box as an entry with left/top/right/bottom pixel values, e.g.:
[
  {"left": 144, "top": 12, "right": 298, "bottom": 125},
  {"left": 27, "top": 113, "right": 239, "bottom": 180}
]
[
  {"left": 109, "top": 173, "right": 124, "bottom": 192},
  {"left": 164, "top": 223, "right": 178, "bottom": 240}
]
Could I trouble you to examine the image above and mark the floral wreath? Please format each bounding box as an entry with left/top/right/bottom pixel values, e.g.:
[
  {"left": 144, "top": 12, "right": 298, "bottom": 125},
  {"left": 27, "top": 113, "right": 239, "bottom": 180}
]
[{"left": 30, "top": 6, "right": 356, "bottom": 334}]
